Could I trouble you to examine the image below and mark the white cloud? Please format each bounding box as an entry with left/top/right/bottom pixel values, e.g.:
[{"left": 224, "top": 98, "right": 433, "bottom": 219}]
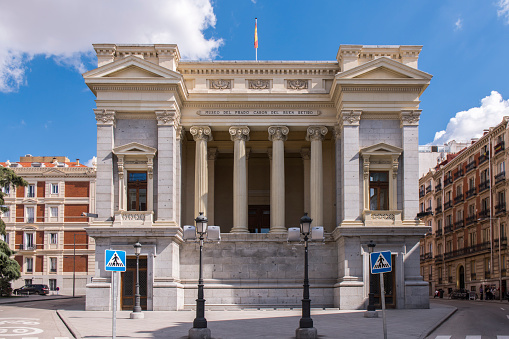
[
  {"left": 85, "top": 156, "right": 97, "bottom": 168},
  {"left": 454, "top": 18, "right": 462, "bottom": 31},
  {"left": 498, "top": 0, "right": 509, "bottom": 23},
  {"left": 0, "top": 0, "right": 222, "bottom": 92},
  {"left": 432, "top": 91, "right": 509, "bottom": 145}
]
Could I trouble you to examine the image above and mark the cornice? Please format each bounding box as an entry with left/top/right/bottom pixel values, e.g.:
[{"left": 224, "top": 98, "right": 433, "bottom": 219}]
[
  {"left": 183, "top": 102, "right": 335, "bottom": 109},
  {"left": 91, "top": 85, "right": 179, "bottom": 92},
  {"left": 341, "top": 86, "right": 422, "bottom": 93}
]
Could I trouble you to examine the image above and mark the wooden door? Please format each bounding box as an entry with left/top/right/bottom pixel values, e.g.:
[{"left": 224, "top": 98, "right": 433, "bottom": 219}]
[
  {"left": 248, "top": 205, "right": 270, "bottom": 233},
  {"left": 121, "top": 257, "right": 147, "bottom": 310},
  {"left": 370, "top": 254, "right": 396, "bottom": 308}
]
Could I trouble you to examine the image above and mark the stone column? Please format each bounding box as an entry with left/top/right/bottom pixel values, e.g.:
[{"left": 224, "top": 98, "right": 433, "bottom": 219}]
[
  {"left": 340, "top": 110, "right": 362, "bottom": 225},
  {"left": 207, "top": 148, "right": 218, "bottom": 226},
  {"left": 190, "top": 126, "right": 213, "bottom": 219},
  {"left": 306, "top": 126, "right": 328, "bottom": 226},
  {"left": 400, "top": 110, "right": 421, "bottom": 224},
  {"left": 268, "top": 126, "right": 289, "bottom": 233},
  {"left": 333, "top": 125, "right": 342, "bottom": 226},
  {"left": 176, "top": 126, "right": 185, "bottom": 227},
  {"left": 301, "top": 148, "right": 311, "bottom": 216},
  {"left": 94, "top": 109, "right": 115, "bottom": 222},
  {"left": 229, "top": 126, "right": 250, "bottom": 233}
]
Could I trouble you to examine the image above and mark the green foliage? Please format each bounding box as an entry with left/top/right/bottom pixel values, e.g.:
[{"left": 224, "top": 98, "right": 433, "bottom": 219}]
[{"left": 0, "top": 167, "right": 28, "bottom": 236}]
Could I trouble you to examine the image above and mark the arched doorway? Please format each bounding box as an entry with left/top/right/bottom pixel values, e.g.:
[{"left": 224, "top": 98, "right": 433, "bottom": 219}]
[{"left": 458, "top": 265, "right": 465, "bottom": 290}]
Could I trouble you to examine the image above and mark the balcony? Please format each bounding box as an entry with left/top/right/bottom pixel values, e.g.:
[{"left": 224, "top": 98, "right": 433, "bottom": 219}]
[
  {"left": 454, "top": 194, "right": 464, "bottom": 205},
  {"left": 435, "top": 228, "right": 443, "bottom": 237},
  {"left": 419, "top": 189, "right": 425, "bottom": 198},
  {"left": 444, "top": 176, "right": 453, "bottom": 187},
  {"left": 466, "top": 215, "right": 477, "bottom": 226},
  {"left": 435, "top": 206, "right": 443, "bottom": 215},
  {"left": 26, "top": 217, "right": 34, "bottom": 223},
  {"left": 465, "top": 187, "right": 477, "bottom": 199},
  {"left": 495, "top": 141, "right": 505, "bottom": 155},
  {"left": 479, "top": 209, "right": 490, "bottom": 219},
  {"left": 454, "top": 219, "right": 465, "bottom": 229},
  {"left": 454, "top": 169, "right": 464, "bottom": 181},
  {"left": 479, "top": 152, "right": 489, "bottom": 165},
  {"left": 471, "top": 273, "right": 477, "bottom": 281},
  {"left": 479, "top": 180, "right": 490, "bottom": 193},
  {"left": 420, "top": 253, "right": 433, "bottom": 261},
  {"left": 445, "top": 248, "right": 467, "bottom": 260},
  {"left": 444, "top": 225, "right": 453, "bottom": 234},
  {"left": 495, "top": 202, "right": 506, "bottom": 215},
  {"left": 444, "top": 200, "right": 453, "bottom": 210},
  {"left": 27, "top": 192, "right": 35, "bottom": 198},
  {"left": 18, "top": 244, "right": 36, "bottom": 251},
  {"left": 426, "top": 185, "right": 432, "bottom": 194},
  {"left": 435, "top": 254, "right": 443, "bottom": 262},
  {"left": 465, "top": 241, "right": 491, "bottom": 254},
  {"left": 466, "top": 160, "right": 477, "bottom": 173},
  {"left": 494, "top": 237, "right": 508, "bottom": 249},
  {"left": 435, "top": 183, "right": 442, "bottom": 192},
  {"left": 495, "top": 171, "right": 506, "bottom": 184}
]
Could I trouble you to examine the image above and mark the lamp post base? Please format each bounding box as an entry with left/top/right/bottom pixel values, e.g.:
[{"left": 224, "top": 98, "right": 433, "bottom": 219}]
[
  {"left": 295, "top": 327, "right": 317, "bottom": 339},
  {"left": 364, "top": 310, "right": 379, "bottom": 318},
  {"left": 189, "top": 327, "right": 211, "bottom": 339},
  {"left": 129, "top": 311, "right": 144, "bottom": 319}
]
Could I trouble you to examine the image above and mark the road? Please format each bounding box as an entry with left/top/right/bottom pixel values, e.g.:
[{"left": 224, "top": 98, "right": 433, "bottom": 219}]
[
  {"left": 0, "top": 297, "right": 83, "bottom": 339},
  {"left": 428, "top": 299, "right": 509, "bottom": 339}
]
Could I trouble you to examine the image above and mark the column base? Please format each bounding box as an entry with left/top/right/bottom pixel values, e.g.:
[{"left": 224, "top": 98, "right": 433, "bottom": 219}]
[
  {"left": 364, "top": 311, "right": 378, "bottom": 318},
  {"left": 230, "top": 227, "right": 249, "bottom": 233},
  {"left": 295, "top": 327, "right": 317, "bottom": 339},
  {"left": 189, "top": 327, "right": 211, "bottom": 339},
  {"left": 130, "top": 312, "right": 144, "bottom": 319},
  {"left": 269, "top": 227, "right": 287, "bottom": 234}
]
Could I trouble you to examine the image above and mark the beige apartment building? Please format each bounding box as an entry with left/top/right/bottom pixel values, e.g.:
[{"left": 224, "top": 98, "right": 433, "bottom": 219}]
[
  {"left": 0, "top": 156, "right": 96, "bottom": 295},
  {"left": 419, "top": 118, "right": 509, "bottom": 298}
]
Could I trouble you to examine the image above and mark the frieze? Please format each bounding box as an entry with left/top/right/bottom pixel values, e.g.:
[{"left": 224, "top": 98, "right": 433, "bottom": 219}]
[
  {"left": 197, "top": 109, "right": 320, "bottom": 116},
  {"left": 209, "top": 79, "right": 232, "bottom": 90},
  {"left": 248, "top": 79, "right": 271, "bottom": 89},
  {"left": 287, "top": 79, "right": 308, "bottom": 90}
]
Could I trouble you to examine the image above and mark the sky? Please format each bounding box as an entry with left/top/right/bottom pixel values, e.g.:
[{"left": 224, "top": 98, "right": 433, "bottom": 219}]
[{"left": 1, "top": 0, "right": 509, "bottom": 166}]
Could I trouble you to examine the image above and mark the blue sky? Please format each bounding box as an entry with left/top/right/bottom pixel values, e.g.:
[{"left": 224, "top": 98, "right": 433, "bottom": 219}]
[{"left": 1, "top": 0, "right": 509, "bottom": 165}]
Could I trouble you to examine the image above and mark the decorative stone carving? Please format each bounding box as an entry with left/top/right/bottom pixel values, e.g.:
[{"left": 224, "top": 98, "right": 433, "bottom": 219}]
[
  {"left": 371, "top": 213, "right": 396, "bottom": 221},
  {"left": 209, "top": 79, "right": 232, "bottom": 90},
  {"left": 207, "top": 148, "right": 218, "bottom": 161},
  {"left": 333, "top": 125, "right": 341, "bottom": 140},
  {"left": 94, "top": 109, "right": 115, "bottom": 125},
  {"left": 190, "top": 126, "right": 213, "bottom": 142},
  {"left": 248, "top": 79, "right": 270, "bottom": 89},
  {"left": 155, "top": 110, "right": 177, "bottom": 125},
  {"left": 306, "top": 126, "right": 328, "bottom": 141},
  {"left": 300, "top": 148, "right": 310, "bottom": 160},
  {"left": 392, "top": 156, "right": 399, "bottom": 179},
  {"left": 267, "top": 148, "right": 272, "bottom": 161},
  {"left": 229, "top": 126, "right": 250, "bottom": 141},
  {"left": 340, "top": 110, "right": 362, "bottom": 126},
  {"left": 400, "top": 110, "right": 421, "bottom": 127},
  {"left": 268, "top": 126, "right": 289, "bottom": 142},
  {"left": 363, "top": 156, "right": 370, "bottom": 180},
  {"left": 287, "top": 79, "right": 308, "bottom": 90},
  {"left": 117, "top": 156, "right": 124, "bottom": 180},
  {"left": 176, "top": 126, "right": 184, "bottom": 141}
]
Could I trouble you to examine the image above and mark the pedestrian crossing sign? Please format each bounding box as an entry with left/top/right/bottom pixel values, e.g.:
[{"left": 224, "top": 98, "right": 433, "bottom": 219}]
[
  {"left": 370, "top": 250, "right": 392, "bottom": 274},
  {"left": 105, "top": 250, "right": 126, "bottom": 272}
]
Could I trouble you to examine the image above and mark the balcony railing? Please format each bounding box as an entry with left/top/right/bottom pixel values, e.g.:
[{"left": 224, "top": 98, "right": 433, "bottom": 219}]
[
  {"left": 479, "top": 180, "right": 490, "bottom": 192},
  {"left": 454, "top": 194, "right": 464, "bottom": 205},
  {"left": 454, "top": 220, "right": 464, "bottom": 229},
  {"left": 494, "top": 237, "right": 508, "bottom": 249},
  {"left": 435, "top": 206, "right": 443, "bottom": 215},
  {"left": 495, "top": 171, "right": 506, "bottom": 184},
  {"left": 479, "top": 152, "right": 489, "bottom": 165},
  {"left": 444, "top": 200, "right": 453, "bottom": 210},
  {"left": 426, "top": 185, "right": 432, "bottom": 194},
  {"left": 435, "top": 254, "right": 443, "bottom": 262},
  {"left": 454, "top": 169, "right": 464, "bottom": 181},
  {"left": 444, "top": 225, "right": 453, "bottom": 234},
  {"left": 466, "top": 215, "right": 477, "bottom": 226},
  {"left": 26, "top": 217, "right": 34, "bottom": 223},
  {"left": 435, "top": 183, "right": 442, "bottom": 192},
  {"left": 444, "top": 176, "right": 453, "bottom": 187},
  {"left": 495, "top": 141, "right": 505, "bottom": 155},
  {"left": 27, "top": 192, "right": 34, "bottom": 198},
  {"left": 18, "top": 244, "right": 35, "bottom": 251},
  {"left": 466, "top": 160, "right": 477, "bottom": 173},
  {"left": 496, "top": 203, "right": 506, "bottom": 215},
  {"left": 479, "top": 209, "right": 490, "bottom": 219},
  {"left": 465, "top": 187, "right": 476, "bottom": 199},
  {"left": 435, "top": 228, "right": 443, "bottom": 237},
  {"left": 420, "top": 253, "right": 433, "bottom": 261}
]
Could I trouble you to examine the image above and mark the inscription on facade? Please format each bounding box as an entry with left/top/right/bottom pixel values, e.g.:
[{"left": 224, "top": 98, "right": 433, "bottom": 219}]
[{"left": 197, "top": 109, "right": 320, "bottom": 116}]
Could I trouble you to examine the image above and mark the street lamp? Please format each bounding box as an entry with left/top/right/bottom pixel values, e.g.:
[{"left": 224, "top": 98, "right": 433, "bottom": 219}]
[
  {"left": 130, "top": 242, "right": 143, "bottom": 319},
  {"left": 184, "top": 212, "right": 220, "bottom": 339},
  {"left": 365, "top": 240, "right": 377, "bottom": 316}
]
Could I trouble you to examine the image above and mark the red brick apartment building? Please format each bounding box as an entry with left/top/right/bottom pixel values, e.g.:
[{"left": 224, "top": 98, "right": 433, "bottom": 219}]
[
  {"left": 419, "top": 118, "right": 509, "bottom": 298},
  {"left": 1, "top": 155, "right": 96, "bottom": 295}
]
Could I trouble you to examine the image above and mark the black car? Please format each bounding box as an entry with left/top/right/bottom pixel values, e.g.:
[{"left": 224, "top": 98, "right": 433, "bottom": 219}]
[{"left": 13, "top": 284, "right": 49, "bottom": 295}]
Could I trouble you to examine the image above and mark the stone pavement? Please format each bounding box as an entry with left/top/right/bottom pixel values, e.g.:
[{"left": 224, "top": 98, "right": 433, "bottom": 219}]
[
  {"left": 0, "top": 294, "right": 81, "bottom": 304},
  {"left": 57, "top": 303, "right": 456, "bottom": 339}
]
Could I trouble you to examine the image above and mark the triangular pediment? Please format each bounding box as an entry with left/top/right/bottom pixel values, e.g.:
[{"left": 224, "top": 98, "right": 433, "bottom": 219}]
[
  {"left": 113, "top": 142, "right": 157, "bottom": 156},
  {"left": 83, "top": 55, "right": 182, "bottom": 80},
  {"left": 42, "top": 168, "right": 66, "bottom": 176},
  {"left": 337, "top": 57, "right": 432, "bottom": 80},
  {"left": 22, "top": 198, "right": 38, "bottom": 204},
  {"left": 360, "top": 142, "right": 403, "bottom": 156}
]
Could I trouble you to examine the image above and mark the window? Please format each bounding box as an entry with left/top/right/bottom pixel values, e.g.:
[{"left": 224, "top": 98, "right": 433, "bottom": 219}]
[
  {"left": 24, "top": 279, "right": 32, "bottom": 286},
  {"left": 481, "top": 197, "right": 489, "bottom": 211},
  {"left": 49, "top": 279, "right": 57, "bottom": 291},
  {"left": 127, "top": 172, "right": 147, "bottom": 211},
  {"left": 482, "top": 228, "right": 490, "bottom": 243},
  {"left": 26, "top": 258, "right": 33, "bottom": 273},
  {"left": 481, "top": 169, "right": 488, "bottom": 183},
  {"left": 485, "top": 257, "right": 491, "bottom": 272},
  {"left": 469, "top": 231, "right": 477, "bottom": 247},
  {"left": 468, "top": 177, "right": 475, "bottom": 190},
  {"left": 50, "top": 233, "right": 58, "bottom": 245},
  {"left": 499, "top": 161, "right": 506, "bottom": 174},
  {"left": 446, "top": 214, "right": 452, "bottom": 227},
  {"left": 369, "top": 172, "right": 388, "bottom": 210},
  {"left": 1, "top": 233, "right": 9, "bottom": 243},
  {"left": 1, "top": 207, "right": 10, "bottom": 219},
  {"left": 50, "top": 207, "right": 58, "bottom": 218},
  {"left": 481, "top": 144, "right": 489, "bottom": 155},
  {"left": 27, "top": 185, "right": 35, "bottom": 198},
  {"left": 457, "top": 209, "right": 463, "bottom": 222},
  {"left": 446, "top": 240, "right": 452, "bottom": 253},
  {"left": 498, "top": 191, "right": 505, "bottom": 206},
  {"left": 24, "top": 233, "right": 34, "bottom": 250},
  {"left": 456, "top": 184, "right": 462, "bottom": 196},
  {"left": 50, "top": 258, "right": 57, "bottom": 273},
  {"left": 26, "top": 207, "right": 34, "bottom": 223},
  {"left": 502, "top": 223, "right": 506, "bottom": 239},
  {"left": 438, "top": 243, "right": 443, "bottom": 255},
  {"left": 437, "top": 219, "right": 442, "bottom": 230},
  {"left": 1, "top": 185, "right": 9, "bottom": 195},
  {"left": 437, "top": 197, "right": 442, "bottom": 207},
  {"left": 420, "top": 202, "right": 424, "bottom": 213},
  {"left": 468, "top": 204, "right": 475, "bottom": 217},
  {"left": 51, "top": 183, "right": 59, "bottom": 194},
  {"left": 457, "top": 236, "right": 463, "bottom": 249},
  {"left": 446, "top": 191, "right": 451, "bottom": 201},
  {"left": 428, "top": 243, "right": 432, "bottom": 255}
]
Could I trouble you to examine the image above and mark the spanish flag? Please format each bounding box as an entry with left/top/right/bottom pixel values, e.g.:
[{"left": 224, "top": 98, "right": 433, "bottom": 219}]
[{"left": 254, "top": 18, "right": 258, "bottom": 49}]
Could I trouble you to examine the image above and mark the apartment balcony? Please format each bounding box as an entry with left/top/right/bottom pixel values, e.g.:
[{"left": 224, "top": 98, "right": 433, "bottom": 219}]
[
  {"left": 420, "top": 253, "right": 433, "bottom": 261},
  {"left": 479, "top": 209, "right": 490, "bottom": 219},
  {"left": 466, "top": 215, "right": 477, "bottom": 226},
  {"left": 495, "top": 171, "right": 506, "bottom": 184},
  {"left": 454, "top": 169, "right": 464, "bottom": 181},
  {"left": 444, "top": 200, "right": 453, "bottom": 210},
  {"left": 444, "top": 176, "right": 453, "bottom": 187},
  {"left": 27, "top": 192, "right": 35, "bottom": 198},
  {"left": 465, "top": 241, "right": 491, "bottom": 254},
  {"left": 435, "top": 183, "right": 442, "bottom": 192},
  {"left": 445, "top": 248, "right": 467, "bottom": 260},
  {"left": 495, "top": 141, "right": 505, "bottom": 155},
  {"left": 18, "top": 244, "right": 36, "bottom": 251},
  {"left": 494, "top": 237, "right": 508, "bottom": 249},
  {"left": 426, "top": 185, "right": 432, "bottom": 194},
  {"left": 479, "top": 152, "right": 490, "bottom": 165},
  {"left": 466, "top": 160, "right": 477, "bottom": 173},
  {"left": 479, "top": 180, "right": 490, "bottom": 193},
  {"left": 454, "top": 219, "right": 465, "bottom": 229},
  {"left": 495, "top": 202, "right": 506, "bottom": 215},
  {"left": 435, "top": 206, "right": 443, "bottom": 215},
  {"left": 435, "top": 228, "right": 443, "bottom": 237},
  {"left": 444, "top": 225, "right": 453, "bottom": 234},
  {"left": 435, "top": 254, "right": 443, "bottom": 262},
  {"left": 465, "top": 187, "right": 477, "bottom": 199},
  {"left": 419, "top": 189, "right": 425, "bottom": 198},
  {"left": 454, "top": 194, "right": 464, "bottom": 205},
  {"left": 417, "top": 210, "right": 432, "bottom": 218}
]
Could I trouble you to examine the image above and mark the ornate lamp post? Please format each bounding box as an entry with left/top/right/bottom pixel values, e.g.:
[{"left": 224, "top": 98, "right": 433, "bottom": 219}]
[
  {"left": 130, "top": 242, "right": 143, "bottom": 319},
  {"left": 365, "top": 240, "right": 378, "bottom": 317}
]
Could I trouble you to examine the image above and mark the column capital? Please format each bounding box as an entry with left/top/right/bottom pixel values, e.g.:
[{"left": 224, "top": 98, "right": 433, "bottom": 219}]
[
  {"left": 300, "top": 148, "right": 310, "bottom": 160},
  {"left": 190, "top": 126, "right": 213, "bottom": 142},
  {"left": 333, "top": 125, "right": 342, "bottom": 140},
  {"left": 306, "top": 126, "right": 328, "bottom": 142},
  {"left": 339, "top": 110, "right": 362, "bottom": 127},
  {"left": 207, "top": 147, "right": 218, "bottom": 161},
  {"left": 229, "top": 126, "right": 250, "bottom": 142},
  {"left": 268, "top": 126, "right": 289, "bottom": 142},
  {"left": 94, "top": 109, "right": 116, "bottom": 126},
  {"left": 400, "top": 110, "right": 421, "bottom": 127},
  {"left": 155, "top": 109, "right": 179, "bottom": 126},
  {"left": 176, "top": 126, "right": 185, "bottom": 142}
]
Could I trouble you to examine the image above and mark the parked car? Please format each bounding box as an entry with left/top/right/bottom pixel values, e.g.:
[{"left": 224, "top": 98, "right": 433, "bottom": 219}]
[{"left": 13, "top": 284, "right": 49, "bottom": 295}]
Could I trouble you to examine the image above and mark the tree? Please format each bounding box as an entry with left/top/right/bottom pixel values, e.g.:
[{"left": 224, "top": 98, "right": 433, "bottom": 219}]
[{"left": 0, "top": 167, "right": 27, "bottom": 296}]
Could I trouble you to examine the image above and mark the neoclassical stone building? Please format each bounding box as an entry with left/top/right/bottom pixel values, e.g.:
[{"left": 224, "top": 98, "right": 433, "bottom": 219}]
[{"left": 84, "top": 43, "right": 431, "bottom": 311}]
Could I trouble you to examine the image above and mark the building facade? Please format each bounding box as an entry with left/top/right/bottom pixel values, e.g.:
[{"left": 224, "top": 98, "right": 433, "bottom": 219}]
[
  {"left": 1, "top": 156, "right": 96, "bottom": 295},
  {"left": 419, "top": 118, "right": 509, "bottom": 297},
  {"left": 84, "top": 43, "right": 431, "bottom": 311}
]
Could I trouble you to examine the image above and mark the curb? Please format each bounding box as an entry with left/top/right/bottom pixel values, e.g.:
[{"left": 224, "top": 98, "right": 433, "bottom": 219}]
[
  {"left": 0, "top": 296, "right": 83, "bottom": 305},
  {"left": 56, "top": 310, "right": 82, "bottom": 339},
  {"left": 418, "top": 306, "right": 457, "bottom": 339}
]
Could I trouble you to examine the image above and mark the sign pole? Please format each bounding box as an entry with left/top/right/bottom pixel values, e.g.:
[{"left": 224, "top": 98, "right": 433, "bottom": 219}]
[
  {"left": 112, "top": 271, "right": 116, "bottom": 339},
  {"left": 380, "top": 273, "right": 387, "bottom": 339},
  {"left": 105, "top": 249, "right": 125, "bottom": 339}
]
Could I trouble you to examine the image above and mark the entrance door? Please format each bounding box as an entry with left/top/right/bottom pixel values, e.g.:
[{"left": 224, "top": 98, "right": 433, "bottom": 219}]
[
  {"left": 248, "top": 205, "right": 270, "bottom": 233},
  {"left": 458, "top": 265, "right": 465, "bottom": 289},
  {"left": 369, "top": 254, "right": 396, "bottom": 308},
  {"left": 121, "top": 257, "right": 147, "bottom": 310}
]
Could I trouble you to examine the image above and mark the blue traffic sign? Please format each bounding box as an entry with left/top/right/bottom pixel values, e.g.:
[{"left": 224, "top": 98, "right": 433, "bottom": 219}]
[
  {"left": 370, "top": 251, "right": 392, "bottom": 274},
  {"left": 105, "top": 250, "right": 126, "bottom": 272}
]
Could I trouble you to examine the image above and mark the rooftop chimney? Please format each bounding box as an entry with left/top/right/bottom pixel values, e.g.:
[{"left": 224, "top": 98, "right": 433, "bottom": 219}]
[{"left": 76, "top": 159, "right": 80, "bottom": 166}]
